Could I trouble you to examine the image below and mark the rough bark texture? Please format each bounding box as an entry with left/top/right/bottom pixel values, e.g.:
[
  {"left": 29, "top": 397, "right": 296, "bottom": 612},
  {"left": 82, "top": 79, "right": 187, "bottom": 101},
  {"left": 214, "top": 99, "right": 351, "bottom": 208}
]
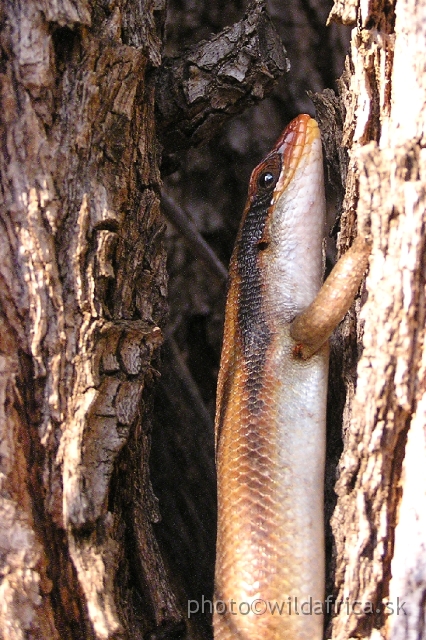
[
  {"left": 325, "top": 0, "right": 426, "bottom": 638},
  {"left": 156, "top": 0, "right": 290, "bottom": 162},
  {"left": 0, "top": 1, "right": 173, "bottom": 638}
]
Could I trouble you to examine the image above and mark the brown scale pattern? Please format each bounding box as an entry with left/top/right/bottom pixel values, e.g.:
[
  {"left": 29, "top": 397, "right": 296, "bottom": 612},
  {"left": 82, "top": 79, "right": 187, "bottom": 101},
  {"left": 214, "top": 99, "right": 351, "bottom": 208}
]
[
  {"left": 215, "top": 331, "right": 327, "bottom": 639},
  {"left": 214, "top": 115, "right": 327, "bottom": 640}
]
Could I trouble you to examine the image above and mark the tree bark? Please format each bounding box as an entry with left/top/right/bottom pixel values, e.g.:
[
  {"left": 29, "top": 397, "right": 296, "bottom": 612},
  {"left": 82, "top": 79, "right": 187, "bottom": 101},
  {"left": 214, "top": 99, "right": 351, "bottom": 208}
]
[
  {"left": 0, "top": 0, "right": 172, "bottom": 637},
  {"left": 325, "top": 0, "right": 426, "bottom": 638}
]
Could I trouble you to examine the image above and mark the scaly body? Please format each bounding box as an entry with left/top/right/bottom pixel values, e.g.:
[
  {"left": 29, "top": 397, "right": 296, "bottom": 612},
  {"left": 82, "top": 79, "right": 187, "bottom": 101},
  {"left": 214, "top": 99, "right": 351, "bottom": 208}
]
[{"left": 214, "top": 115, "right": 370, "bottom": 640}]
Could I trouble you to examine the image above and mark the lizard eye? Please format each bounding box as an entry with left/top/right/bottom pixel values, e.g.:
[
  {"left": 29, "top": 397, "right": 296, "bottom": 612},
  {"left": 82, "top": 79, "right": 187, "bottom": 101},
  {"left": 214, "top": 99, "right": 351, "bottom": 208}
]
[
  {"left": 249, "top": 152, "right": 281, "bottom": 200},
  {"left": 258, "top": 171, "right": 275, "bottom": 189}
]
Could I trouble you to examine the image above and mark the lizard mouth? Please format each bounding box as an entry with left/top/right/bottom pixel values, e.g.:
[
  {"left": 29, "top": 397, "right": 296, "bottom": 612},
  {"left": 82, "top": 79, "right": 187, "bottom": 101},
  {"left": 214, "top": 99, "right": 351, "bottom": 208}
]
[{"left": 272, "top": 114, "right": 320, "bottom": 204}]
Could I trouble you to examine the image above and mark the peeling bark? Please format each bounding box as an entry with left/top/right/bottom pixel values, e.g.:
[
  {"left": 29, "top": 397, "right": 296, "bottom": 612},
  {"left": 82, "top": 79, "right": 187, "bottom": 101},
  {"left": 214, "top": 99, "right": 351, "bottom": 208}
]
[
  {"left": 322, "top": 0, "right": 426, "bottom": 638},
  {"left": 0, "top": 0, "right": 171, "bottom": 637},
  {"left": 156, "top": 0, "right": 289, "bottom": 162}
]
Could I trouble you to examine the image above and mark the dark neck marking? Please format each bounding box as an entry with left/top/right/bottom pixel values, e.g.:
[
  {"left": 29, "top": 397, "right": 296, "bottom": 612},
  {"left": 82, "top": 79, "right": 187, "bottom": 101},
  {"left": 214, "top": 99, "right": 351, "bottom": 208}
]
[{"left": 236, "top": 191, "right": 273, "bottom": 414}]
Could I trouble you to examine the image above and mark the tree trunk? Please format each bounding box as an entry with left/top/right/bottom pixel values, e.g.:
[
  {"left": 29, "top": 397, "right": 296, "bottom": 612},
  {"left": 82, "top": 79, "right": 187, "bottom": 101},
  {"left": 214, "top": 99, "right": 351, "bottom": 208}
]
[
  {"left": 0, "top": 1, "right": 172, "bottom": 637},
  {"left": 325, "top": 0, "right": 426, "bottom": 638}
]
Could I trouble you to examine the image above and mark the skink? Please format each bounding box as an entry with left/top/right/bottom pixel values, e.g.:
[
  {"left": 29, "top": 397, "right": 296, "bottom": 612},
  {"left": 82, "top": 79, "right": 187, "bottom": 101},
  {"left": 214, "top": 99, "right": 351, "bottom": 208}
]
[{"left": 214, "top": 114, "right": 370, "bottom": 640}]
